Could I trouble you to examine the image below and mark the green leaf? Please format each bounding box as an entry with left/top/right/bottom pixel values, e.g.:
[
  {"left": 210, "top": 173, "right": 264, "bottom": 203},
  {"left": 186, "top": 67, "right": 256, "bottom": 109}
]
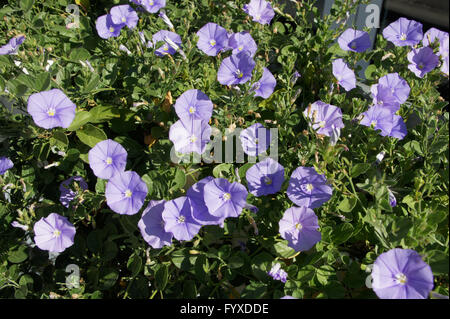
[
  {"left": 69, "top": 47, "right": 90, "bottom": 61},
  {"left": 273, "top": 241, "right": 297, "bottom": 258},
  {"left": 8, "top": 245, "right": 28, "bottom": 264},
  {"left": 67, "top": 111, "right": 92, "bottom": 131},
  {"left": 364, "top": 64, "right": 377, "bottom": 80},
  {"left": 34, "top": 73, "right": 51, "bottom": 91},
  {"left": 89, "top": 105, "right": 121, "bottom": 123},
  {"left": 50, "top": 130, "right": 69, "bottom": 150},
  {"left": 155, "top": 264, "right": 168, "bottom": 290},
  {"left": 127, "top": 253, "right": 143, "bottom": 277},
  {"left": 99, "top": 268, "right": 119, "bottom": 290},
  {"left": 183, "top": 280, "right": 197, "bottom": 298},
  {"left": 213, "top": 163, "right": 234, "bottom": 179},
  {"left": 228, "top": 255, "right": 245, "bottom": 269},
  {"left": 350, "top": 163, "right": 371, "bottom": 178},
  {"left": 330, "top": 223, "right": 354, "bottom": 245},
  {"left": 241, "top": 281, "right": 267, "bottom": 299},
  {"left": 76, "top": 124, "right": 107, "bottom": 148},
  {"left": 170, "top": 168, "right": 186, "bottom": 192},
  {"left": 20, "top": 0, "right": 34, "bottom": 12},
  {"left": 337, "top": 197, "right": 357, "bottom": 213}
]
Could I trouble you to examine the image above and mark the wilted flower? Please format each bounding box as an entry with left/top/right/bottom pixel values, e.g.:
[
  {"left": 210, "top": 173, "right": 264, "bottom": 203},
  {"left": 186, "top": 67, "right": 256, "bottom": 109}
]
[
  {"left": 217, "top": 51, "right": 256, "bottom": 85},
  {"left": 88, "top": 139, "right": 128, "bottom": 180},
  {"left": 0, "top": 35, "right": 25, "bottom": 55},
  {"left": 196, "top": 23, "right": 229, "bottom": 56},
  {"left": 11, "top": 221, "right": 28, "bottom": 231},
  {"left": 187, "top": 176, "right": 226, "bottom": 226},
  {"left": 27, "top": 89, "right": 76, "bottom": 129},
  {"left": 162, "top": 197, "right": 202, "bottom": 241},
  {"left": 0, "top": 156, "right": 13, "bottom": 175},
  {"left": 422, "top": 27, "right": 449, "bottom": 47},
  {"left": 203, "top": 178, "right": 248, "bottom": 219},
  {"left": 110, "top": 5, "right": 139, "bottom": 29},
  {"left": 152, "top": 30, "right": 182, "bottom": 57},
  {"left": 105, "top": 171, "right": 148, "bottom": 215},
  {"left": 337, "top": 28, "right": 371, "bottom": 52},
  {"left": 59, "top": 176, "right": 88, "bottom": 208},
  {"left": 142, "top": 0, "right": 165, "bottom": 13},
  {"left": 174, "top": 89, "right": 213, "bottom": 123},
  {"left": 388, "top": 189, "right": 397, "bottom": 207},
  {"left": 243, "top": 0, "right": 275, "bottom": 25},
  {"left": 371, "top": 73, "right": 410, "bottom": 105},
  {"left": 268, "top": 263, "right": 288, "bottom": 283},
  {"left": 407, "top": 47, "right": 440, "bottom": 78},
  {"left": 138, "top": 200, "right": 173, "bottom": 249},
  {"left": 251, "top": 67, "right": 276, "bottom": 99},
  {"left": 382, "top": 17, "right": 423, "bottom": 47},
  {"left": 239, "top": 123, "right": 271, "bottom": 157},
  {"left": 246, "top": 157, "right": 284, "bottom": 197},
  {"left": 169, "top": 119, "right": 211, "bottom": 154},
  {"left": 96, "top": 14, "right": 123, "bottom": 39},
  {"left": 332, "top": 58, "right": 356, "bottom": 91},
  {"left": 228, "top": 31, "right": 257, "bottom": 57},
  {"left": 303, "top": 101, "right": 345, "bottom": 137},
  {"left": 291, "top": 70, "right": 301, "bottom": 84},
  {"left": 287, "top": 166, "right": 333, "bottom": 209},
  {"left": 158, "top": 9, "right": 174, "bottom": 30},
  {"left": 279, "top": 206, "right": 321, "bottom": 252},
  {"left": 371, "top": 248, "right": 434, "bottom": 299},
  {"left": 33, "top": 213, "right": 76, "bottom": 253}
]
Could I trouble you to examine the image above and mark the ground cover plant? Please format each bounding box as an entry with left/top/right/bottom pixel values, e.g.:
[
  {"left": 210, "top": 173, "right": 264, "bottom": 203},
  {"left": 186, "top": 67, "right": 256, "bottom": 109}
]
[{"left": 0, "top": 0, "right": 448, "bottom": 299}]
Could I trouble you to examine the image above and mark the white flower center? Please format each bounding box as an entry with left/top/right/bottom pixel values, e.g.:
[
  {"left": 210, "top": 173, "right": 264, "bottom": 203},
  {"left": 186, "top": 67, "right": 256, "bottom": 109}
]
[
  {"left": 149, "top": 0, "right": 154, "bottom": 5},
  {"left": 371, "top": 120, "right": 377, "bottom": 127},
  {"left": 189, "top": 135, "right": 197, "bottom": 143},
  {"left": 306, "top": 183, "right": 314, "bottom": 191},
  {"left": 53, "top": 229, "right": 61, "bottom": 237},
  {"left": 106, "top": 157, "right": 113, "bottom": 165},
  {"left": 235, "top": 69, "right": 243, "bottom": 78},
  {"left": 400, "top": 33, "right": 407, "bottom": 41},
  {"left": 318, "top": 120, "right": 326, "bottom": 128},
  {"left": 350, "top": 42, "right": 357, "bottom": 49},
  {"left": 264, "top": 176, "right": 272, "bottom": 185},
  {"left": 295, "top": 222, "right": 303, "bottom": 230},
  {"left": 418, "top": 63, "right": 424, "bottom": 69},
  {"left": 255, "top": 14, "right": 261, "bottom": 21},
  {"left": 395, "top": 273, "right": 407, "bottom": 285},
  {"left": 177, "top": 216, "right": 185, "bottom": 223},
  {"left": 121, "top": 17, "right": 126, "bottom": 23},
  {"left": 124, "top": 189, "right": 132, "bottom": 198},
  {"left": 47, "top": 108, "right": 56, "bottom": 117},
  {"left": 210, "top": 39, "right": 216, "bottom": 46},
  {"left": 238, "top": 45, "right": 244, "bottom": 51},
  {"left": 223, "top": 193, "right": 231, "bottom": 200},
  {"left": 109, "top": 27, "right": 115, "bottom": 33},
  {"left": 188, "top": 106, "right": 196, "bottom": 114},
  {"left": 163, "top": 44, "right": 169, "bottom": 51}
]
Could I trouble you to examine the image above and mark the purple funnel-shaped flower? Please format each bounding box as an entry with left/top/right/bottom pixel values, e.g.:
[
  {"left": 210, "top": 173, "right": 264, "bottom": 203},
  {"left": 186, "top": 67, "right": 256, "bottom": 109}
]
[
  {"left": 0, "top": 35, "right": 25, "bottom": 55},
  {"left": 196, "top": 23, "right": 229, "bottom": 56},
  {"left": 407, "top": 47, "right": 440, "bottom": 78},
  {"left": 59, "top": 176, "right": 88, "bottom": 208},
  {"left": 246, "top": 157, "right": 284, "bottom": 197},
  {"left": 88, "top": 139, "right": 128, "bottom": 180},
  {"left": 332, "top": 58, "right": 356, "bottom": 91},
  {"left": 203, "top": 178, "right": 248, "bottom": 219},
  {"left": 268, "top": 263, "right": 288, "bottom": 283},
  {"left": 0, "top": 156, "right": 13, "bottom": 175},
  {"left": 27, "top": 89, "right": 76, "bottom": 129},
  {"left": 287, "top": 166, "right": 333, "bottom": 209},
  {"left": 371, "top": 73, "right": 410, "bottom": 105},
  {"left": 217, "top": 51, "right": 256, "bottom": 85},
  {"left": 96, "top": 14, "right": 123, "bottom": 39},
  {"left": 138, "top": 200, "right": 173, "bottom": 249},
  {"left": 105, "top": 171, "right": 147, "bottom": 215},
  {"left": 174, "top": 89, "right": 213, "bottom": 123},
  {"left": 422, "top": 27, "right": 449, "bottom": 47},
  {"left": 251, "top": 67, "right": 276, "bottom": 99},
  {"left": 337, "top": 28, "right": 371, "bottom": 52},
  {"left": 162, "top": 197, "right": 201, "bottom": 241},
  {"left": 371, "top": 85, "right": 401, "bottom": 112},
  {"left": 303, "top": 101, "right": 344, "bottom": 137},
  {"left": 33, "top": 213, "right": 76, "bottom": 253},
  {"left": 152, "top": 30, "right": 182, "bottom": 57},
  {"left": 382, "top": 17, "right": 423, "bottom": 47},
  {"left": 279, "top": 206, "right": 321, "bottom": 252},
  {"left": 360, "top": 105, "right": 407, "bottom": 139},
  {"left": 142, "top": 0, "right": 166, "bottom": 13},
  {"left": 110, "top": 5, "right": 139, "bottom": 29},
  {"left": 371, "top": 248, "right": 434, "bottom": 299},
  {"left": 439, "top": 36, "right": 449, "bottom": 75},
  {"left": 239, "top": 123, "right": 271, "bottom": 157},
  {"left": 228, "top": 31, "right": 258, "bottom": 57},
  {"left": 187, "top": 176, "right": 226, "bottom": 226},
  {"left": 243, "top": 0, "right": 275, "bottom": 25},
  {"left": 169, "top": 119, "right": 211, "bottom": 154}
]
